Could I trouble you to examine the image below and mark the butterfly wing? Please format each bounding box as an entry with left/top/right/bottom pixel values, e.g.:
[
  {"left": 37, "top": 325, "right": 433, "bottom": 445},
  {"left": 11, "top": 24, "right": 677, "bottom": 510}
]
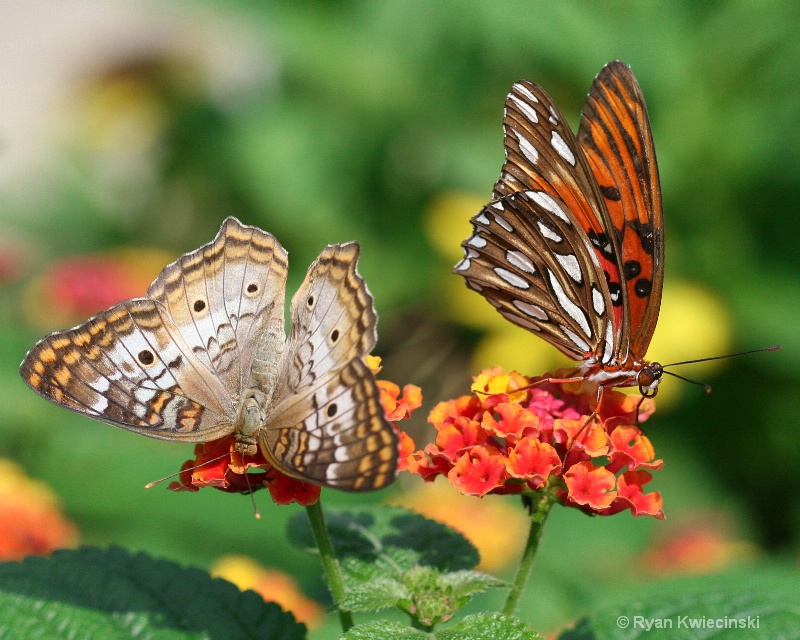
[
  {"left": 259, "top": 243, "right": 397, "bottom": 491},
  {"left": 20, "top": 299, "right": 235, "bottom": 442},
  {"left": 147, "top": 217, "right": 289, "bottom": 399},
  {"left": 577, "top": 61, "right": 664, "bottom": 359},
  {"left": 488, "top": 77, "right": 632, "bottom": 356},
  {"left": 456, "top": 191, "right": 616, "bottom": 365}
]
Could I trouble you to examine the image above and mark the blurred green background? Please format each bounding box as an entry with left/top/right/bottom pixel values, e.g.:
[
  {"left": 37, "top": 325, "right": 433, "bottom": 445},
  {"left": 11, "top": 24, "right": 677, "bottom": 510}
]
[{"left": 1, "top": 0, "right": 798, "bottom": 636}]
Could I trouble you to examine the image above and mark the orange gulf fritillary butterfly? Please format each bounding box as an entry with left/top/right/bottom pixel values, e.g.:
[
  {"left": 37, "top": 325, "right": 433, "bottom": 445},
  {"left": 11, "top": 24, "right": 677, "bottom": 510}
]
[{"left": 455, "top": 61, "right": 667, "bottom": 399}]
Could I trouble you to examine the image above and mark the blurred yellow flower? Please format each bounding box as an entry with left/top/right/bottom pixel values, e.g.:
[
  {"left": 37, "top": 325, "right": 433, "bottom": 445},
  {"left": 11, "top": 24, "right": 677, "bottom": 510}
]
[
  {"left": 646, "top": 280, "right": 732, "bottom": 408},
  {"left": 389, "top": 482, "right": 528, "bottom": 573},
  {"left": 0, "top": 459, "right": 78, "bottom": 561},
  {"left": 423, "top": 191, "right": 487, "bottom": 263},
  {"left": 211, "top": 555, "right": 324, "bottom": 629}
]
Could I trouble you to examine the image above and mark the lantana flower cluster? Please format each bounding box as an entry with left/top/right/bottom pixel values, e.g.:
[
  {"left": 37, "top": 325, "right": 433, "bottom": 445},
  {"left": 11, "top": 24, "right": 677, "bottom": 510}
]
[
  {"left": 405, "top": 367, "right": 664, "bottom": 518},
  {"left": 169, "top": 357, "right": 422, "bottom": 506}
]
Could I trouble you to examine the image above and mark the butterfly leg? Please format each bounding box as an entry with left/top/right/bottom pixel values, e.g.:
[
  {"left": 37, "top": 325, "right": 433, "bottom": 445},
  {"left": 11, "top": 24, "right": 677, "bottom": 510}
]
[{"left": 562, "top": 384, "right": 604, "bottom": 468}]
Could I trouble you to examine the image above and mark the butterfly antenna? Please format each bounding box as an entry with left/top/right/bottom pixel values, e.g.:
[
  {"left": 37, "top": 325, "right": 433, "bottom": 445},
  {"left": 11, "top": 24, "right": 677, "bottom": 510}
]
[
  {"left": 662, "top": 370, "right": 712, "bottom": 393},
  {"left": 659, "top": 345, "right": 781, "bottom": 395},
  {"left": 662, "top": 344, "right": 781, "bottom": 368},
  {"left": 144, "top": 452, "right": 231, "bottom": 489}
]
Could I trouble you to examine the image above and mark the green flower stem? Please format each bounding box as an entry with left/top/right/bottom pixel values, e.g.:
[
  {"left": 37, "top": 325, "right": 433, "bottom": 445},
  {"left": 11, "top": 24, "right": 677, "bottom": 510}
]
[
  {"left": 502, "top": 491, "right": 556, "bottom": 615},
  {"left": 305, "top": 498, "right": 354, "bottom": 632}
]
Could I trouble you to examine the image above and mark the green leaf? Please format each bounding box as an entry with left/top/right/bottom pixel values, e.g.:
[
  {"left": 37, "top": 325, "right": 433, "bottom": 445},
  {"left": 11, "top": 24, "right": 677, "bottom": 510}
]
[
  {"left": 288, "top": 505, "right": 479, "bottom": 574},
  {"left": 289, "top": 506, "right": 503, "bottom": 625},
  {"left": 340, "top": 621, "right": 430, "bottom": 639},
  {"left": 0, "top": 546, "right": 306, "bottom": 640},
  {"left": 558, "top": 579, "right": 800, "bottom": 639},
  {"left": 434, "top": 613, "right": 542, "bottom": 640}
]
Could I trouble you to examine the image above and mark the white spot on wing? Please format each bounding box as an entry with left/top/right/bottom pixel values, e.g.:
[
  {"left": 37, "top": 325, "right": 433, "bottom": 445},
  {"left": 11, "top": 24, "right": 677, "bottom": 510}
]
[
  {"left": 592, "top": 287, "right": 605, "bottom": 315},
  {"left": 548, "top": 105, "right": 559, "bottom": 125},
  {"left": 525, "top": 191, "right": 571, "bottom": 225},
  {"left": 514, "top": 83, "right": 538, "bottom": 104},
  {"left": 92, "top": 375, "right": 111, "bottom": 393},
  {"left": 495, "top": 267, "right": 530, "bottom": 289},
  {"left": 513, "top": 300, "right": 548, "bottom": 320},
  {"left": 602, "top": 322, "right": 614, "bottom": 364},
  {"left": 561, "top": 325, "right": 591, "bottom": 353},
  {"left": 501, "top": 310, "right": 542, "bottom": 331},
  {"left": 493, "top": 213, "right": 513, "bottom": 233},
  {"left": 475, "top": 212, "right": 490, "bottom": 225},
  {"left": 550, "top": 131, "right": 576, "bottom": 166},
  {"left": 455, "top": 248, "right": 479, "bottom": 271},
  {"left": 583, "top": 237, "right": 601, "bottom": 267},
  {"left": 510, "top": 94, "right": 538, "bottom": 124},
  {"left": 506, "top": 250, "right": 536, "bottom": 274},
  {"left": 547, "top": 269, "right": 591, "bottom": 338},
  {"left": 537, "top": 221, "right": 562, "bottom": 243},
  {"left": 467, "top": 235, "right": 487, "bottom": 248},
  {"left": 513, "top": 128, "right": 539, "bottom": 165},
  {"left": 555, "top": 253, "right": 582, "bottom": 284},
  {"left": 491, "top": 201, "right": 504, "bottom": 211}
]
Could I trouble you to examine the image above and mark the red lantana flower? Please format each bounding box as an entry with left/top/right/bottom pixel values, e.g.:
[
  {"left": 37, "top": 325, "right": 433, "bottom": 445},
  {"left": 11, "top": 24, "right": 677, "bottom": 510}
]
[
  {"left": 169, "top": 357, "right": 422, "bottom": 505},
  {"left": 405, "top": 367, "right": 664, "bottom": 518}
]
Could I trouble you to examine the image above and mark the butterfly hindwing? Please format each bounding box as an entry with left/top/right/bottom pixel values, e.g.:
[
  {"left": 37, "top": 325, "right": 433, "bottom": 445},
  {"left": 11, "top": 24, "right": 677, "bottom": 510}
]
[{"left": 261, "top": 243, "right": 397, "bottom": 490}]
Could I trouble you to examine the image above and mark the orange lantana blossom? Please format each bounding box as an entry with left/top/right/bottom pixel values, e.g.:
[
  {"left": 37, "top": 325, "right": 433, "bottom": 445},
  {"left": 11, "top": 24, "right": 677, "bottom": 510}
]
[
  {"left": 169, "top": 357, "right": 422, "bottom": 505},
  {"left": 406, "top": 367, "right": 664, "bottom": 518}
]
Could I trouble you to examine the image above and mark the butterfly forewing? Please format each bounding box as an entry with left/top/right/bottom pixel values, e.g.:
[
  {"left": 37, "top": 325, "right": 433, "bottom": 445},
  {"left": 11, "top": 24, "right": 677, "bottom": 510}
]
[
  {"left": 261, "top": 242, "right": 397, "bottom": 490},
  {"left": 20, "top": 299, "right": 235, "bottom": 441},
  {"left": 148, "top": 217, "right": 289, "bottom": 399},
  {"left": 491, "top": 79, "right": 629, "bottom": 338},
  {"left": 577, "top": 61, "right": 663, "bottom": 358},
  {"left": 457, "top": 191, "right": 615, "bottom": 364}
]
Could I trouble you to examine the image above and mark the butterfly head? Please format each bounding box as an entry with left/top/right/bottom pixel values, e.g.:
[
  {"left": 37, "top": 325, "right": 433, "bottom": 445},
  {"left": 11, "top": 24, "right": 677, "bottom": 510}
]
[{"left": 636, "top": 362, "right": 663, "bottom": 397}]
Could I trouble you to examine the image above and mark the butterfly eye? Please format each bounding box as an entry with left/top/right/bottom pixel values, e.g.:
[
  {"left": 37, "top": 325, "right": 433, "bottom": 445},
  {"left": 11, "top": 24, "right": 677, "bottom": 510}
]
[
  {"left": 326, "top": 403, "right": 338, "bottom": 418},
  {"left": 330, "top": 329, "right": 340, "bottom": 343},
  {"left": 193, "top": 299, "right": 206, "bottom": 313},
  {"left": 138, "top": 350, "right": 156, "bottom": 366}
]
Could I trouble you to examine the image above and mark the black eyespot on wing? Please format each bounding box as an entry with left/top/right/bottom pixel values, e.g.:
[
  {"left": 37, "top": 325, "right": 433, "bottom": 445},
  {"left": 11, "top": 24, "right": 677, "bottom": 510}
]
[
  {"left": 307, "top": 295, "right": 314, "bottom": 307},
  {"left": 138, "top": 350, "right": 155, "bottom": 365},
  {"left": 629, "top": 219, "right": 655, "bottom": 256},
  {"left": 246, "top": 283, "right": 258, "bottom": 293},
  {"left": 326, "top": 403, "right": 338, "bottom": 418},
  {"left": 599, "top": 185, "right": 621, "bottom": 201},
  {"left": 634, "top": 278, "right": 652, "bottom": 298},
  {"left": 331, "top": 329, "right": 340, "bottom": 342},
  {"left": 624, "top": 260, "right": 641, "bottom": 279},
  {"left": 193, "top": 299, "right": 206, "bottom": 312}
]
